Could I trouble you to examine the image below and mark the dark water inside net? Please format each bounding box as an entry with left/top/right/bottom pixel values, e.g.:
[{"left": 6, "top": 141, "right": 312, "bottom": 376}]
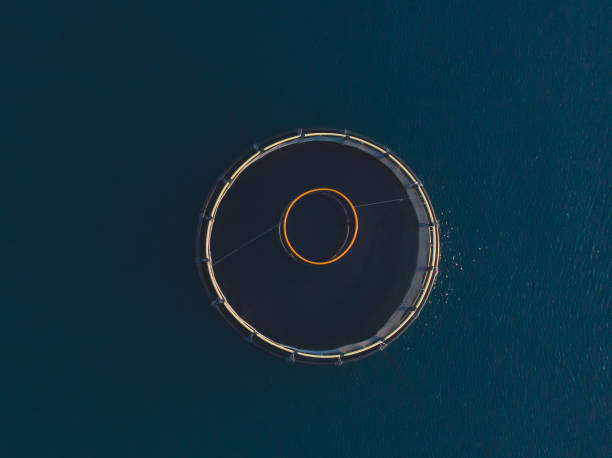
[{"left": 210, "top": 142, "right": 419, "bottom": 349}]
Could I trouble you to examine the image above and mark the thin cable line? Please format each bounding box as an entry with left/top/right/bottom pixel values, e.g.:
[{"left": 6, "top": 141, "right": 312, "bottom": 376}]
[
  {"left": 213, "top": 196, "right": 408, "bottom": 265},
  {"left": 213, "top": 224, "right": 278, "bottom": 266},
  {"left": 354, "top": 197, "right": 409, "bottom": 208}
]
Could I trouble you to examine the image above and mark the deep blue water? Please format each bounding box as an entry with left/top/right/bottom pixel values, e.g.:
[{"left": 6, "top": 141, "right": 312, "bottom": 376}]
[{"left": 3, "top": 2, "right": 610, "bottom": 457}]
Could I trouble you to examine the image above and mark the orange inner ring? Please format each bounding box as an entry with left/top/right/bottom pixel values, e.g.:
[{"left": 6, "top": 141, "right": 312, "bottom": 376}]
[{"left": 282, "top": 188, "right": 358, "bottom": 265}]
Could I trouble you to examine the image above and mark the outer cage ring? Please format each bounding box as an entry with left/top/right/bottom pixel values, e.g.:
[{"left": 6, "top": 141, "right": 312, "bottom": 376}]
[{"left": 195, "top": 128, "right": 440, "bottom": 365}]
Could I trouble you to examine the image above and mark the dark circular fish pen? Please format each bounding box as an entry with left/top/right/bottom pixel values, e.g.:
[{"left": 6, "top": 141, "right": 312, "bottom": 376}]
[{"left": 196, "top": 129, "right": 440, "bottom": 364}]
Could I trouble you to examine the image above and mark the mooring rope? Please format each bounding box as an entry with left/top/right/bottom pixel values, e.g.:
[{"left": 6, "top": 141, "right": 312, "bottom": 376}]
[
  {"left": 354, "top": 197, "right": 409, "bottom": 208},
  {"left": 213, "top": 224, "right": 278, "bottom": 266}
]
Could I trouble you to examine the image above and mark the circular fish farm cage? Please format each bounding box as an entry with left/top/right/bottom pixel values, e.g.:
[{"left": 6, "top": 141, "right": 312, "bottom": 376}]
[{"left": 196, "top": 129, "right": 440, "bottom": 365}]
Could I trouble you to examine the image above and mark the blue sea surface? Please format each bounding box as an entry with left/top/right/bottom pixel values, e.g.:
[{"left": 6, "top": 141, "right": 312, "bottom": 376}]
[{"left": 3, "top": 1, "right": 610, "bottom": 457}]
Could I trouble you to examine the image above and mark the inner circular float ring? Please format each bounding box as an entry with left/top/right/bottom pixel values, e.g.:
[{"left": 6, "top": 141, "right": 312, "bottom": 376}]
[{"left": 281, "top": 188, "right": 359, "bottom": 266}]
